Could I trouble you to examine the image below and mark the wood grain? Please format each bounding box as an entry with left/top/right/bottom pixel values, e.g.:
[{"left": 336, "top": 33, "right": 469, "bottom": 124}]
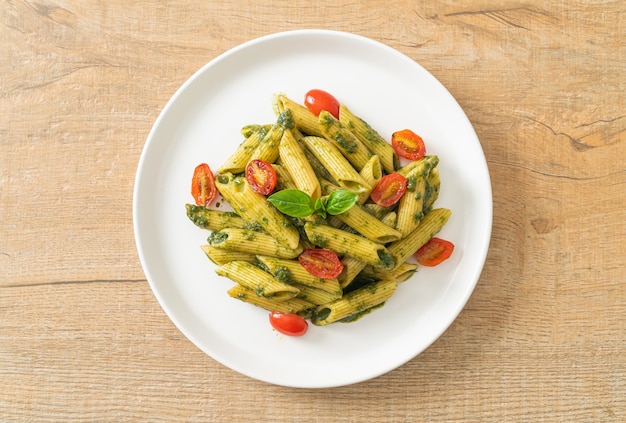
[{"left": 1, "top": 0, "right": 624, "bottom": 421}]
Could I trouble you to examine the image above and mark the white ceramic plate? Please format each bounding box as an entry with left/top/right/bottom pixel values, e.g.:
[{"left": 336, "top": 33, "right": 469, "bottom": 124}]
[{"left": 133, "top": 30, "right": 492, "bottom": 388}]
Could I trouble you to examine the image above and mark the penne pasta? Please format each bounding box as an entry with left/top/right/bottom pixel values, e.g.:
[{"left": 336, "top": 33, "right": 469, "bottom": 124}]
[
  {"left": 249, "top": 123, "right": 284, "bottom": 164},
  {"left": 303, "top": 222, "right": 395, "bottom": 269},
  {"left": 215, "top": 173, "right": 300, "bottom": 249},
  {"left": 208, "top": 227, "right": 302, "bottom": 259},
  {"left": 218, "top": 126, "right": 266, "bottom": 174},
  {"left": 395, "top": 156, "right": 439, "bottom": 236},
  {"left": 359, "top": 154, "right": 383, "bottom": 188},
  {"left": 387, "top": 208, "right": 452, "bottom": 269},
  {"left": 274, "top": 94, "right": 323, "bottom": 137},
  {"left": 228, "top": 284, "right": 314, "bottom": 315},
  {"left": 361, "top": 262, "right": 418, "bottom": 283},
  {"left": 337, "top": 256, "right": 368, "bottom": 289},
  {"left": 335, "top": 203, "right": 402, "bottom": 243},
  {"left": 216, "top": 260, "right": 300, "bottom": 301},
  {"left": 338, "top": 104, "right": 399, "bottom": 173},
  {"left": 293, "top": 283, "right": 342, "bottom": 305},
  {"left": 200, "top": 245, "right": 256, "bottom": 265},
  {"left": 301, "top": 136, "right": 371, "bottom": 196},
  {"left": 186, "top": 204, "right": 247, "bottom": 231},
  {"left": 185, "top": 90, "right": 455, "bottom": 330},
  {"left": 272, "top": 164, "right": 298, "bottom": 191},
  {"left": 312, "top": 279, "right": 397, "bottom": 326},
  {"left": 318, "top": 110, "right": 372, "bottom": 171},
  {"left": 256, "top": 255, "right": 342, "bottom": 295},
  {"left": 279, "top": 129, "right": 321, "bottom": 199}
]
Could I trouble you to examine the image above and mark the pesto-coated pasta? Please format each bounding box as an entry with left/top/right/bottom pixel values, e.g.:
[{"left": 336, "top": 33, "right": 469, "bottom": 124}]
[
  {"left": 185, "top": 91, "right": 455, "bottom": 332},
  {"left": 208, "top": 227, "right": 302, "bottom": 259},
  {"left": 256, "top": 255, "right": 342, "bottom": 295},
  {"left": 387, "top": 208, "right": 452, "bottom": 269},
  {"left": 274, "top": 94, "right": 324, "bottom": 137},
  {"left": 216, "top": 260, "right": 300, "bottom": 301},
  {"left": 303, "top": 222, "right": 395, "bottom": 270},
  {"left": 279, "top": 129, "right": 321, "bottom": 199},
  {"left": 228, "top": 284, "right": 314, "bottom": 315},
  {"left": 217, "top": 126, "right": 266, "bottom": 174},
  {"left": 186, "top": 204, "right": 247, "bottom": 231},
  {"left": 301, "top": 136, "right": 370, "bottom": 195},
  {"left": 338, "top": 103, "right": 399, "bottom": 173},
  {"left": 312, "top": 279, "right": 397, "bottom": 326},
  {"left": 215, "top": 173, "right": 300, "bottom": 250},
  {"left": 334, "top": 203, "right": 402, "bottom": 244},
  {"left": 318, "top": 110, "right": 372, "bottom": 171},
  {"left": 200, "top": 245, "right": 256, "bottom": 265}
]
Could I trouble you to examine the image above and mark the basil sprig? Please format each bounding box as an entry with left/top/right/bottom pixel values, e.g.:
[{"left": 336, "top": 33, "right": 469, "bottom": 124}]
[{"left": 268, "top": 189, "right": 357, "bottom": 219}]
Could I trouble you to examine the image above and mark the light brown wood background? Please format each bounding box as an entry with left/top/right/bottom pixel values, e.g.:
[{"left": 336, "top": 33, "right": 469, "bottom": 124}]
[{"left": 1, "top": 0, "right": 624, "bottom": 421}]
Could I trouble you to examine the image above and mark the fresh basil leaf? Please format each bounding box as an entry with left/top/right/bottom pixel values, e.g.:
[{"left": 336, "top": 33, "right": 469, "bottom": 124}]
[
  {"left": 314, "top": 197, "right": 326, "bottom": 213},
  {"left": 315, "top": 197, "right": 326, "bottom": 219},
  {"left": 325, "top": 190, "right": 358, "bottom": 215},
  {"left": 267, "top": 189, "right": 315, "bottom": 218}
]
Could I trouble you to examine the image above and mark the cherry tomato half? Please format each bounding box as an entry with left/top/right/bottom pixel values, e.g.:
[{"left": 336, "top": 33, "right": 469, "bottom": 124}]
[
  {"left": 298, "top": 249, "right": 344, "bottom": 279},
  {"left": 269, "top": 311, "right": 308, "bottom": 336},
  {"left": 392, "top": 129, "right": 426, "bottom": 161},
  {"left": 370, "top": 173, "right": 408, "bottom": 207},
  {"left": 304, "top": 89, "right": 340, "bottom": 119},
  {"left": 245, "top": 159, "right": 277, "bottom": 195},
  {"left": 191, "top": 163, "right": 217, "bottom": 207},
  {"left": 415, "top": 237, "right": 454, "bottom": 266}
]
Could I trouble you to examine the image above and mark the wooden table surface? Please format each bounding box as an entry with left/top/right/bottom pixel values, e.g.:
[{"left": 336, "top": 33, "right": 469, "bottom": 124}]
[{"left": 1, "top": 1, "right": 624, "bottom": 421}]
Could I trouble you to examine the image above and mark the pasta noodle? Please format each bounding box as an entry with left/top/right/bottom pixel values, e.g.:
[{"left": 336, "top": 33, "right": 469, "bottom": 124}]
[{"left": 185, "top": 91, "right": 455, "bottom": 330}]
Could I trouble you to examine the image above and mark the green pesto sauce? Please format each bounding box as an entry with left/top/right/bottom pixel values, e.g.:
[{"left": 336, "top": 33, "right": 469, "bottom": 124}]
[
  {"left": 314, "top": 307, "right": 331, "bottom": 322},
  {"left": 334, "top": 134, "right": 357, "bottom": 153},
  {"left": 423, "top": 179, "right": 434, "bottom": 205},
  {"left": 413, "top": 211, "right": 424, "bottom": 222},
  {"left": 406, "top": 175, "right": 417, "bottom": 192},
  {"left": 244, "top": 221, "right": 263, "bottom": 232},
  {"left": 277, "top": 109, "right": 295, "bottom": 129},
  {"left": 359, "top": 118, "right": 384, "bottom": 145},
  {"left": 217, "top": 174, "right": 230, "bottom": 184},
  {"left": 378, "top": 249, "right": 395, "bottom": 269},
  {"left": 309, "top": 233, "right": 329, "bottom": 247},
  {"left": 237, "top": 292, "right": 247, "bottom": 299},
  {"left": 255, "top": 286, "right": 265, "bottom": 297},
  {"left": 207, "top": 230, "right": 228, "bottom": 245},
  {"left": 339, "top": 302, "right": 385, "bottom": 323},
  {"left": 320, "top": 112, "right": 335, "bottom": 129},
  {"left": 186, "top": 204, "right": 209, "bottom": 228},
  {"left": 274, "top": 266, "right": 292, "bottom": 283}
]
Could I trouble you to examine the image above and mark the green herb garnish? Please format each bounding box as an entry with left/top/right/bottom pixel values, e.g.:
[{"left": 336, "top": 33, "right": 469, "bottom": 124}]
[{"left": 267, "top": 189, "right": 358, "bottom": 219}]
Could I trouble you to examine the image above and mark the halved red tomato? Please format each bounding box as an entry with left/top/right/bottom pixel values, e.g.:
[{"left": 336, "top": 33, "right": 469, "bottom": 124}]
[
  {"left": 304, "top": 89, "right": 340, "bottom": 119},
  {"left": 298, "top": 249, "right": 344, "bottom": 279},
  {"left": 246, "top": 159, "right": 277, "bottom": 195},
  {"left": 370, "top": 173, "right": 408, "bottom": 207},
  {"left": 392, "top": 129, "right": 426, "bottom": 161},
  {"left": 191, "top": 163, "right": 217, "bottom": 207},
  {"left": 269, "top": 311, "right": 308, "bottom": 336},
  {"left": 415, "top": 237, "right": 454, "bottom": 266}
]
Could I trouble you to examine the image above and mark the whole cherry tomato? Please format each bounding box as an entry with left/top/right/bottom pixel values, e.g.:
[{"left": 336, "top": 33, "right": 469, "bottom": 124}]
[
  {"left": 298, "top": 249, "right": 344, "bottom": 279},
  {"left": 392, "top": 129, "right": 426, "bottom": 161},
  {"left": 191, "top": 163, "right": 217, "bottom": 207},
  {"left": 370, "top": 173, "right": 408, "bottom": 207},
  {"left": 269, "top": 311, "right": 308, "bottom": 336},
  {"left": 304, "top": 89, "right": 340, "bottom": 119},
  {"left": 415, "top": 237, "right": 454, "bottom": 266},
  {"left": 245, "top": 159, "right": 277, "bottom": 195}
]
